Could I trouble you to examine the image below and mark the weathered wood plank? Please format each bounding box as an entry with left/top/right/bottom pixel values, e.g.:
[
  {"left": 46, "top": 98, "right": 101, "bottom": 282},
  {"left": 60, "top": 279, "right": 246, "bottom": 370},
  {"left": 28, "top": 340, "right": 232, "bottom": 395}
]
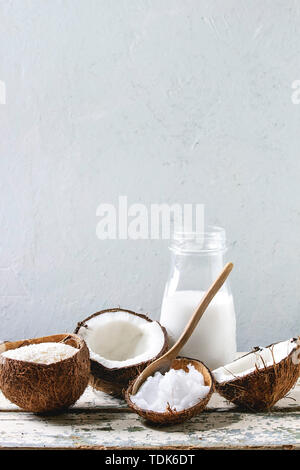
[{"left": 0, "top": 409, "right": 298, "bottom": 449}]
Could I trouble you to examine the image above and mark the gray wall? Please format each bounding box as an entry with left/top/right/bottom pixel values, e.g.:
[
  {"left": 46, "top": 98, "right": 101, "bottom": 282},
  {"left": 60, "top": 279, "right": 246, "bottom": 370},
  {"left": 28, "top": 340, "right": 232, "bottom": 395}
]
[{"left": 0, "top": 0, "right": 299, "bottom": 350}]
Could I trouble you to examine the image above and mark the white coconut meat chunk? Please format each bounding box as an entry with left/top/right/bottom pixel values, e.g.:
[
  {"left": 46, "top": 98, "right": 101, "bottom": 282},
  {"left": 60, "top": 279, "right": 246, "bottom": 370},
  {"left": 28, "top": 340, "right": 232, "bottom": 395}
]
[
  {"left": 213, "top": 338, "right": 298, "bottom": 384},
  {"left": 78, "top": 311, "right": 166, "bottom": 369}
]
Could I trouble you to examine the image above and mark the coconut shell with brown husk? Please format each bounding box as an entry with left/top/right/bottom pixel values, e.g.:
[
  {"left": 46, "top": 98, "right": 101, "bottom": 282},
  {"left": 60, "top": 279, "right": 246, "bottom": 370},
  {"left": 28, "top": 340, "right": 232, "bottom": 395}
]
[
  {"left": 213, "top": 337, "right": 300, "bottom": 411},
  {"left": 75, "top": 308, "right": 168, "bottom": 397},
  {"left": 0, "top": 333, "right": 90, "bottom": 413},
  {"left": 125, "top": 357, "right": 214, "bottom": 425}
]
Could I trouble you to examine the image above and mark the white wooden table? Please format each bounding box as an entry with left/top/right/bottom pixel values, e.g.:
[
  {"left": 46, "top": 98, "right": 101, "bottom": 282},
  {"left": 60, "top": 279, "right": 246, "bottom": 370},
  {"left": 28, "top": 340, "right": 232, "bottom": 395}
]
[{"left": 0, "top": 379, "right": 299, "bottom": 450}]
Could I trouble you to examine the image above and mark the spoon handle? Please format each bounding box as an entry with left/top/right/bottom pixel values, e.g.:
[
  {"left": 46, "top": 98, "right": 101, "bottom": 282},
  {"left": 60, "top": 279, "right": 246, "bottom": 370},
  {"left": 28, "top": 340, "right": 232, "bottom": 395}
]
[{"left": 165, "top": 262, "right": 234, "bottom": 361}]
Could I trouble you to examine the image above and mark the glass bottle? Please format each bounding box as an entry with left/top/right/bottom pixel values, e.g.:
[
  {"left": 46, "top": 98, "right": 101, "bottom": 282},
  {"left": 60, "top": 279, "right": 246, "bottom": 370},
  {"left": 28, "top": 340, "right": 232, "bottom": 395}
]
[{"left": 160, "top": 226, "right": 237, "bottom": 370}]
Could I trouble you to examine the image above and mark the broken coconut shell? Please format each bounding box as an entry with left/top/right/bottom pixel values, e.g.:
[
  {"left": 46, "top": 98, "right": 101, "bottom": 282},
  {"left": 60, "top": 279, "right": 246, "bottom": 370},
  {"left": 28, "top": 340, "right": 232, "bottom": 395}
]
[
  {"left": 75, "top": 308, "right": 169, "bottom": 397},
  {"left": 125, "top": 357, "right": 214, "bottom": 425},
  {"left": 213, "top": 337, "right": 300, "bottom": 411},
  {"left": 0, "top": 333, "right": 90, "bottom": 413}
]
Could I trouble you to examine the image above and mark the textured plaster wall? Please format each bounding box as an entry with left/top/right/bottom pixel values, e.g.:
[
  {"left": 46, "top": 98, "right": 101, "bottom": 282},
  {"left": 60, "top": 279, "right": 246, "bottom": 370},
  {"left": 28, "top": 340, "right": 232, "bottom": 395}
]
[{"left": 0, "top": 0, "right": 299, "bottom": 349}]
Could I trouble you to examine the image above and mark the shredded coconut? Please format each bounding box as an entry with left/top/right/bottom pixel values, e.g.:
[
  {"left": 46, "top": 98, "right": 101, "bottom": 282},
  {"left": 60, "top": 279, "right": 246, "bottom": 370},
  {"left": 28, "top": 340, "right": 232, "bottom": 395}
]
[
  {"left": 130, "top": 364, "right": 210, "bottom": 413},
  {"left": 1, "top": 342, "right": 77, "bottom": 364}
]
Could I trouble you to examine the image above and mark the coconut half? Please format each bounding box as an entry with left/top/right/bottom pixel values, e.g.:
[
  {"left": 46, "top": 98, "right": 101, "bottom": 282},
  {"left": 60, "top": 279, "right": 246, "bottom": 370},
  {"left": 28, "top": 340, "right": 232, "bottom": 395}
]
[
  {"left": 75, "top": 308, "right": 168, "bottom": 396},
  {"left": 0, "top": 333, "right": 90, "bottom": 413},
  {"left": 213, "top": 337, "right": 300, "bottom": 411},
  {"left": 125, "top": 357, "right": 214, "bottom": 425}
]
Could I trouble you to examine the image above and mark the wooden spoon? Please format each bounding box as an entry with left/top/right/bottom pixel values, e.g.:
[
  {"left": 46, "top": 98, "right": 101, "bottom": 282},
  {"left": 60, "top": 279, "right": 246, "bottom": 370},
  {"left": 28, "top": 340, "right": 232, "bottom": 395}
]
[{"left": 131, "top": 262, "right": 234, "bottom": 395}]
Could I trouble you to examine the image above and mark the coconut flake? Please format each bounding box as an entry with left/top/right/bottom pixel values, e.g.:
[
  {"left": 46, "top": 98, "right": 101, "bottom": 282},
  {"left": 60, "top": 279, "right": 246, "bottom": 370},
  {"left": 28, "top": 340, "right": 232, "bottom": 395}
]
[
  {"left": 130, "top": 364, "right": 210, "bottom": 413},
  {"left": 2, "top": 342, "right": 77, "bottom": 364}
]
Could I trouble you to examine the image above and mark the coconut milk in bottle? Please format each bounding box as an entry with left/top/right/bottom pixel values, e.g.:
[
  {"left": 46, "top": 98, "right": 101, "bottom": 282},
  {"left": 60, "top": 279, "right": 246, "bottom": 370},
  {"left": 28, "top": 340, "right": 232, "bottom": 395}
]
[{"left": 160, "top": 228, "right": 237, "bottom": 370}]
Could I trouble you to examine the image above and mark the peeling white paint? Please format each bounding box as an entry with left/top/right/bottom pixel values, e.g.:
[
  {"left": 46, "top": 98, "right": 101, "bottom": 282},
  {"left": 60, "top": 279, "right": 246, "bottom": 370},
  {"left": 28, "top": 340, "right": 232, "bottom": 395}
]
[{"left": 0, "top": 383, "right": 299, "bottom": 449}]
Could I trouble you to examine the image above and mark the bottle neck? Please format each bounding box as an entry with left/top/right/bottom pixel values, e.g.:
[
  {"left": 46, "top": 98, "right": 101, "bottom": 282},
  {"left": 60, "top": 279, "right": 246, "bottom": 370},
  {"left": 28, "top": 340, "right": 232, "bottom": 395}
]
[
  {"left": 167, "top": 250, "right": 230, "bottom": 296},
  {"left": 171, "top": 226, "right": 227, "bottom": 254}
]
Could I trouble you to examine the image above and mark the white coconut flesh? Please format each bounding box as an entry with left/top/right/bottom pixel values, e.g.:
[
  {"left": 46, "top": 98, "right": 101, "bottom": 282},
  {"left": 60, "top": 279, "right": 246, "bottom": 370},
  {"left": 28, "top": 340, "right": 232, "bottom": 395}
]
[
  {"left": 213, "top": 338, "right": 298, "bottom": 383},
  {"left": 77, "top": 311, "right": 165, "bottom": 369}
]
